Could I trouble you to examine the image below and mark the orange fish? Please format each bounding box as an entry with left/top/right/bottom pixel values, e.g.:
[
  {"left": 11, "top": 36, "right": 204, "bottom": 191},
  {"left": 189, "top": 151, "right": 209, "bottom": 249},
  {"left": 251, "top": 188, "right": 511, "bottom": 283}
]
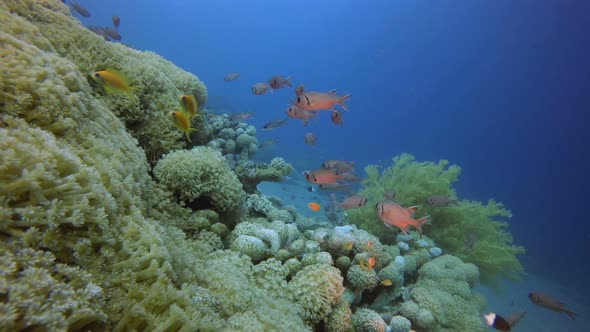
[
  {"left": 294, "top": 90, "right": 351, "bottom": 112},
  {"left": 91, "top": 68, "right": 136, "bottom": 96},
  {"left": 367, "top": 257, "right": 375, "bottom": 270},
  {"left": 376, "top": 201, "right": 429, "bottom": 237},
  {"left": 168, "top": 111, "right": 197, "bottom": 142},
  {"left": 366, "top": 240, "right": 372, "bottom": 249},
  {"left": 528, "top": 293, "right": 576, "bottom": 320},
  {"left": 307, "top": 202, "right": 321, "bottom": 212},
  {"left": 179, "top": 94, "right": 198, "bottom": 119},
  {"left": 304, "top": 169, "right": 347, "bottom": 185}
]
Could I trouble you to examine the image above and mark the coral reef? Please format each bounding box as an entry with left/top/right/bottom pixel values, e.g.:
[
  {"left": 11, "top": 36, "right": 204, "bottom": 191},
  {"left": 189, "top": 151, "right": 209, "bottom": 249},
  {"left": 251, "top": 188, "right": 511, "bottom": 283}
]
[
  {"left": 0, "top": 2, "right": 506, "bottom": 331},
  {"left": 346, "top": 153, "right": 525, "bottom": 287}
]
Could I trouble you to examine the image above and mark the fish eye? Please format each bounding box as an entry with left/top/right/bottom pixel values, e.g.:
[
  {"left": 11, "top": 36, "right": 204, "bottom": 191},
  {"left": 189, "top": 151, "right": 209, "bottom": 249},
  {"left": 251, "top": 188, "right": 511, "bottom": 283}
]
[
  {"left": 297, "top": 97, "right": 301, "bottom": 103},
  {"left": 171, "top": 112, "right": 176, "bottom": 117},
  {"left": 94, "top": 73, "right": 100, "bottom": 77},
  {"left": 181, "top": 96, "right": 186, "bottom": 100}
]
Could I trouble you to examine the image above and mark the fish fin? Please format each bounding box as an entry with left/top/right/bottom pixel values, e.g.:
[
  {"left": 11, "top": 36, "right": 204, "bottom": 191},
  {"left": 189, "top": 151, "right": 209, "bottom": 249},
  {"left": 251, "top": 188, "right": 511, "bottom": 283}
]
[
  {"left": 102, "top": 83, "right": 114, "bottom": 94},
  {"left": 414, "top": 216, "right": 430, "bottom": 237},
  {"left": 406, "top": 206, "right": 418, "bottom": 214},
  {"left": 338, "top": 94, "right": 351, "bottom": 111},
  {"left": 565, "top": 310, "right": 577, "bottom": 320},
  {"left": 105, "top": 67, "right": 131, "bottom": 85},
  {"left": 284, "top": 76, "right": 292, "bottom": 87},
  {"left": 126, "top": 86, "right": 138, "bottom": 97},
  {"left": 328, "top": 89, "right": 337, "bottom": 94},
  {"left": 185, "top": 128, "right": 199, "bottom": 143}
]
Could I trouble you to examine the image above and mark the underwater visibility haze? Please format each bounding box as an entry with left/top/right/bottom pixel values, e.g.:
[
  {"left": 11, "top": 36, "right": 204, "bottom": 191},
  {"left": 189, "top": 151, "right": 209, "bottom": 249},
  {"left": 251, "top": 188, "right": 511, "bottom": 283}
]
[{"left": 1, "top": 0, "right": 589, "bottom": 331}]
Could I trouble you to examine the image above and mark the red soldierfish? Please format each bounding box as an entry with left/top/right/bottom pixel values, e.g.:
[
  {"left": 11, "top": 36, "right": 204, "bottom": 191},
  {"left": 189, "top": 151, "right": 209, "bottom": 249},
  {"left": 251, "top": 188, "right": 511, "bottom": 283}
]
[
  {"left": 330, "top": 110, "right": 343, "bottom": 126},
  {"left": 252, "top": 82, "right": 271, "bottom": 95},
  {"left": 304, "top": 169, "right": 348, "bottom": 185},
  {"left": 268, "top": 75, "right": 292, "bottom": 89},
  {"left": 322, "top": 160, "right": 355, "bottom": 172},
  {"left": 224, "top": 73, "right": 241, "bottom": 81},
  {"left": 295, "top": 90, "right": 351, "bottom": 112},
  {"left": 304, "top": 132, "right": 316, "bottom": 145},
  {"left": 295, "top": 84, "right": 305, "bottom": 96},
  {"left": 337, "top": 196, "right": 368, "bottom": 209},
  {"left": 528, "top": 293, "right": 576, "bottom": 320},
  {"left": 112, "top": 16, "right": 120, "bottom": 29},
  {"left": 376, "top": 201, "right": 429, "bottom": 236},
  {"left": 285, "top": 105, "right": 317, "bottom": 125}
]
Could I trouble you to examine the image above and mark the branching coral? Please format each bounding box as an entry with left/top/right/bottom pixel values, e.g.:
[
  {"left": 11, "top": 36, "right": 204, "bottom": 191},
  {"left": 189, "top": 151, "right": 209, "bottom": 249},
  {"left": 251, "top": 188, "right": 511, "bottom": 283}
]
[{"left": 346, "top": 153, "right": 525, "bottom": 287}]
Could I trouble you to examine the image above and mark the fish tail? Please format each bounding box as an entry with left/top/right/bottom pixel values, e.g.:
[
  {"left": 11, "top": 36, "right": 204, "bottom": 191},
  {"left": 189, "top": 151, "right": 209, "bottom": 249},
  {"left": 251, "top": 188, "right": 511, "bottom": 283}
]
[
  {"left": 126, "top": 86, "right": 138, "bottom": 97},
  {"left": 565, "top": 310, "right": 577, "bottom": 320},
  {"left": 338, "top": 94, "right": 351, "bottom": 111},
  {"left": 415, "top": 216, "right": 430, "bottom": 237},
  {"left": 284, "top": 76, "right": 292, "bottom": 87}
]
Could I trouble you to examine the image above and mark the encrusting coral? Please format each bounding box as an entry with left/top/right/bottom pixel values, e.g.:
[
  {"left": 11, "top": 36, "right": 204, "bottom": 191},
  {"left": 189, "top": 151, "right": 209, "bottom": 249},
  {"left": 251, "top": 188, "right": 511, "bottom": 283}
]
[{"left": 346, "top": 153, "right": 525, "bottom": 287}]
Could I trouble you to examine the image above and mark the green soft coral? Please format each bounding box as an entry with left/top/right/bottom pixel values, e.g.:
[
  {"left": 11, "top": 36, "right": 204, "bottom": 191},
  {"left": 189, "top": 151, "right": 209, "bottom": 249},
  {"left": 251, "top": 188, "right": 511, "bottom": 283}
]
[{"left": 347, "top": 154, "right": 525, "bottom": 287}]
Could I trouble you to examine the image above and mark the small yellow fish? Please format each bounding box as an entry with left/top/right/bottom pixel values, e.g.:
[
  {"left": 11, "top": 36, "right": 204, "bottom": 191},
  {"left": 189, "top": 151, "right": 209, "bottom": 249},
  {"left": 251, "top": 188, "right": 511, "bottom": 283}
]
[
  {"left": 342, "top": 242, "right": 353, "bottom": 251},
  {"left": 380, "top": 279, "right": 392, "bottom": 286},
  {"left": 168, "top": 111, "right": 197, "bottom": 142},
  {"left": 91, "top": 68, "right": 136, "bottom": 96},
  {"left": 359, "top": 258, "right": 366, "bottom": 271},
  {"left": 179, "top": 94, "right": 199, "bottom": 119}
]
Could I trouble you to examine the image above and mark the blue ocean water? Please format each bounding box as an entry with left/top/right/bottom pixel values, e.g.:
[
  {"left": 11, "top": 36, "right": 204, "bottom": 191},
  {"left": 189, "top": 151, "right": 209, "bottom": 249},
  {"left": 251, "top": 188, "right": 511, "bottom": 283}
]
[{"left": 80, "top": 0, "right": 589, "bottom": 329}]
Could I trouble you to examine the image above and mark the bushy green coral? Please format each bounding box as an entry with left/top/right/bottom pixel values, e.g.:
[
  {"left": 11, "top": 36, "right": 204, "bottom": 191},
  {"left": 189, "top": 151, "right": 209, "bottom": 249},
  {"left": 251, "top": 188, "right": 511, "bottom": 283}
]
[
  {"left": 404, "top": 255, "right": 486, "bottom": 332},
  {"left": 288, "top": 263, "right": 344, "bottom": 324},
  {"left": 2, "top": 0, "right": 208, "bottom": 162},
  {"left": 389, "top": 315, "right": 412, "bottom": 332},
  {"left": 154, "top": 146, "right": 244, "bottom": 213},
  {"left": 0, "top": 248, "right": 107, "bottom": 331},
  {"left": 346, "top": 153, "right": 524, "bottom": 287},
  {"left": 351, "top": 308, "right": 387, "bottom": 332},
  {"left": 194, "top": 250, "right": 309, "bottom": 331},
  {"left": 325, "top": 299, "right": 352, "bottom": 332}
]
